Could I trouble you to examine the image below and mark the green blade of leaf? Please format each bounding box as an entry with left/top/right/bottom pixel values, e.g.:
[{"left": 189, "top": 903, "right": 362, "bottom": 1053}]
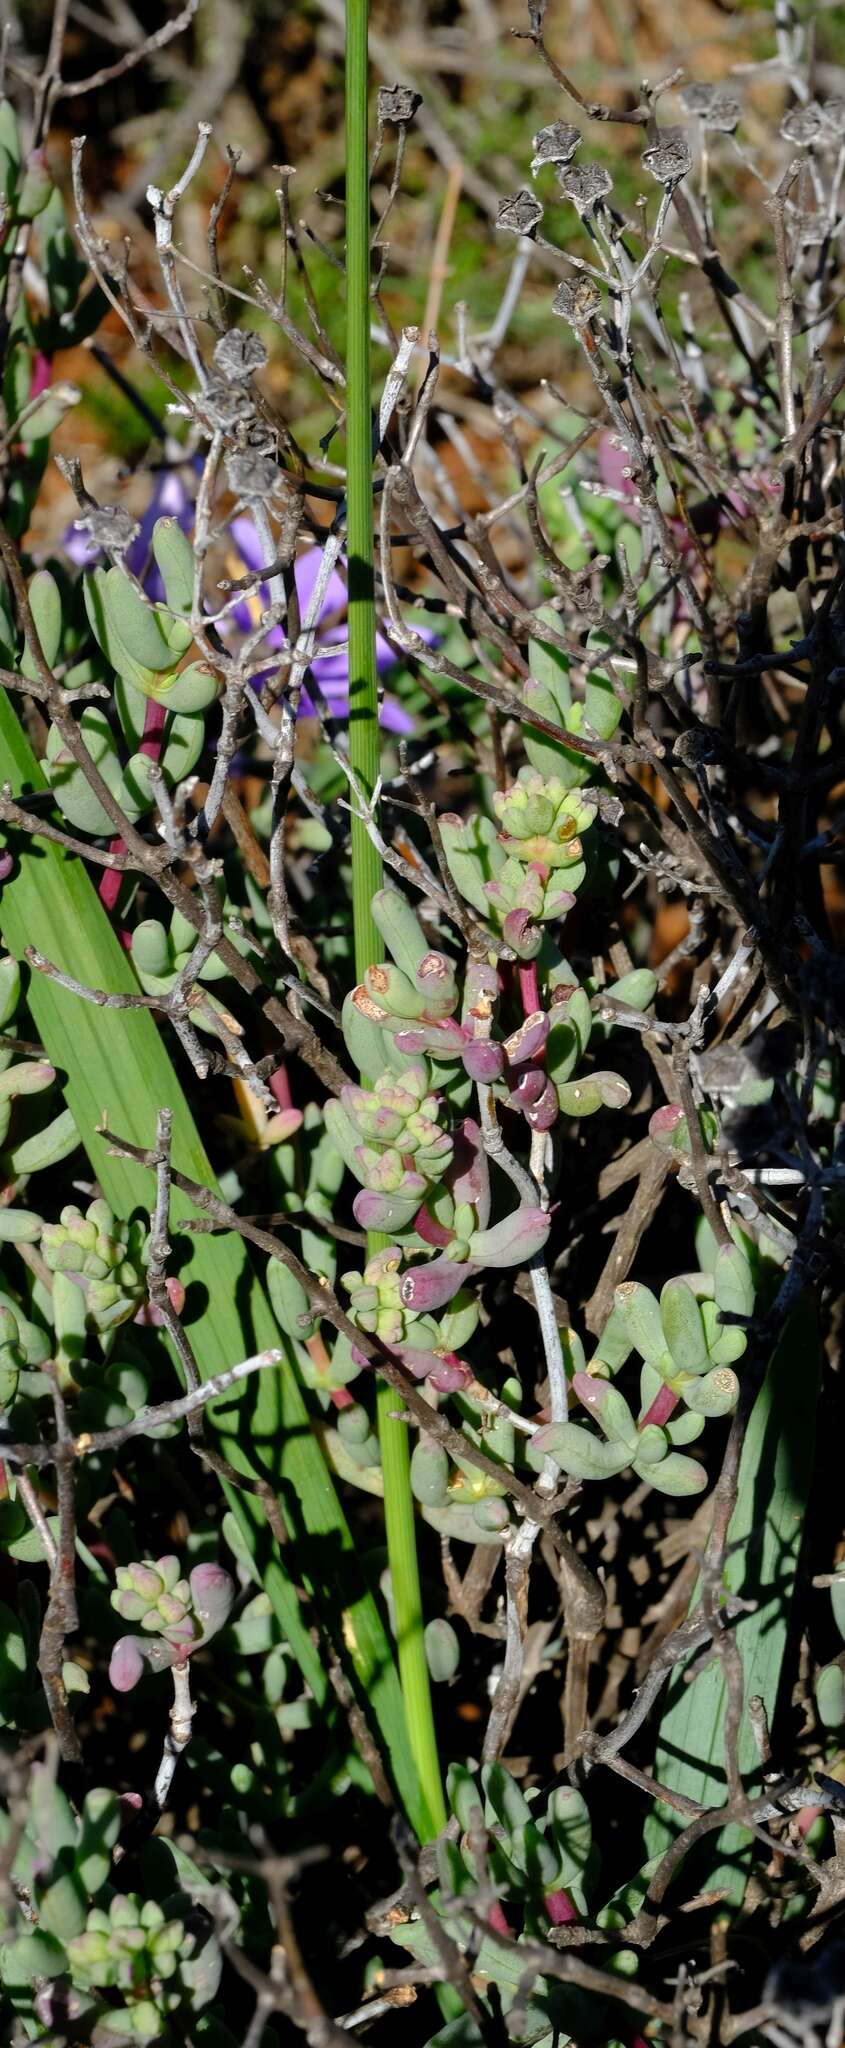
[
  {"left": 0, "top": 686, "right": 426, "bottom": 1834},
  {"left": 646, "top": 1298, "right": 819, "bottom": 1903}
]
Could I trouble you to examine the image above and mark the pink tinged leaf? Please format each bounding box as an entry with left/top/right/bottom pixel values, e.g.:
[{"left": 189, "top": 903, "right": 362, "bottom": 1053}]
[
  {"left": 545, "top": 1889, "right": 578, "bottom": 1926},
  {"left": 399, "top": 1259, "right": 473, "bottom": 1311},
  {"left": 264, "top": 1107, "right": 305, "bottom": 1144},
  {"left": 428, "top": 1353, "right": 473, "bottom": 1394},
  {"left": 352, "top": 1188, "right": 425, "bottom": 1232},
  {"left": 468, "top": 1206, "right": 551, "bottom": 1267},
  {"left": 508, "top": 1067, "right": 547, "bottom": 1109},
  {"left": 413, "top": 1204, "right": 455, "bottom": 1249},
  {"left": 571, "top": 1370, "right": 617, "bottom": 1422},
  {"left": 450, "top": 1117, "right": 490, "bottom": 1222},
  {"left": 503, "top": 1011, "right": 549, "bottom": 1067},
  {"left": 461, "top": 1040, "right": 505, "bottom": 1083},
  {"left": 648, "top": 1103, "right": 686, "bottom": 1150},
  {"left": 394, "top": 1018, "right": 469, "bottom": 1056},
  {"left": 525, "top": 1078, "right": 559, "bottom": 1130},
  {"left": 502, "top": 907, "right": 543, "bottom": 960},
  {"left": 189, "top": 1563, "right": 236, "bottom": 1637},
  {"left": 109, "top": 1637, "right": 145, "bottom": 1692}
]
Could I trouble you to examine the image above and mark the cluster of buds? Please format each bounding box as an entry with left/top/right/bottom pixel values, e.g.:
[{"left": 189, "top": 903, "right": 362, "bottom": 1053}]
[
  {"left": 341, "top": 1243, "right": 480, "bottom": 1392},
  {"left": 325, "top": 1063, "right": 452, "bottom": 1233},
  {"left": 65, "top": 1894, "right": 187, "bottom": 2008},
  {"left": 531, "top": 1245, "right": 754, "bottom": 1496},
  {"left": 439, "top": 774, "right": 596, "bottom": 960},
  {"left": 409, "top": 1403, "right": 513, "bottom": 1547},
  {"left": 492, "top": 771, "right": 596, "bottom": 876},
  {"left": 109, "top": 1555, "right": 235, "bottom": 1692},
  {"left": 41, "top": 1200, "right": 148, "bottom": 1329}
]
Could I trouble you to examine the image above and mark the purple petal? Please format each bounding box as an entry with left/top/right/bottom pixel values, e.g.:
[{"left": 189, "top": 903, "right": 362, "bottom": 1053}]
[
  {"left": 64, "top": 525, "right": 100, "bottom": 567},
  {"left": 229, "top": 514, "right": 266, "bottom": 574},
  {"left": 379, "top": 697, "right": 416, "bottom": 735}
]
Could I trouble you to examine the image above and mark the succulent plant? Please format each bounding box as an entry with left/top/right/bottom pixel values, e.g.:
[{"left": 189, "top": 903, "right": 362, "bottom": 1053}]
[
  {"left": 326, "top": 1062, "right": 453, "bottom": 1231},
  {"left": 109, "top": 1557, "right": 235, "bottom": 1691},
  {"left": 84, "top": 528, "right": 217, "bottom": 714},
  {"left": 389, "top": 1760, "right": 604, "bottom": 2035},
  {"left": 815, "top": 1564, "right": 845, "bottom": 1732},
  {"left": 41, "top": 1199, "right": 148, "bottom": 1329},
  {"left": 527, "top": 1247, "right": 754, "bottom": 1495}
]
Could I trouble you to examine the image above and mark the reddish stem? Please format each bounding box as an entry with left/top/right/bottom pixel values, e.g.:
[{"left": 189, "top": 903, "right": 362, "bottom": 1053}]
[
  {"left": 98, "top": 698, "right": 167, "bottom": 916},
  {"left": 518, "top": 960, "right": 541, "bottom": 1015},
  {"left": 544, "top": 1887, "right": 578, "bottom": 1926},
  {"left": 270, "top": 1062, "right": 293, "bottom": 1112},
  {"left": 304, "top": 1332, "right": 353, "bottom": 1407},
  {"left": 487, "top": 1900, "right": 512, "bottom": 1936},
  {"left": 640, "top": 1381, "right": 679, "bottom": 1430}
]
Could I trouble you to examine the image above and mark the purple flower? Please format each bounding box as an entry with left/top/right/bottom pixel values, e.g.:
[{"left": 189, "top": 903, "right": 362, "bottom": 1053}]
[
  {"left": 64, "top": 488, "right": 433, "bottom": 733},
  {"left": 64, "top": 467, "right": 195, "bottom": 593},
  {"left": 227, "top": 515, "right": 423, "bottom": 734}
]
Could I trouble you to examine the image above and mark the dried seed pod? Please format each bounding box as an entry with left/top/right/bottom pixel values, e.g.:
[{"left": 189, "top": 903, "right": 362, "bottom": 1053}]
[
  {"left": 703, "top": 91, "right": 741, "bottom": 132},
  {"left": 378, "top": 84, "right": 422, "bottom": 124},
  {"left": 680, "top": 81, "right": 715, "bottom": 115},
  {"left": 780, "top": 102, "right": 824, "bottom": 146},
  {"left": 642, "top": 132, "right": 692, "bottom": 187},
  {"left": 531, "top": 120, "right": 580, "bottom": 174},
  {"left": 76, "top": 504, "right": 140, "bottom": 556},
  {"left": 225, "top": 451, "right": 279, "bottom": 500},
  {"left": 496, "top": 188, "right": 544, "bottom": 237},
  {"left": 552, "top": 275, "right": 602, "bottom": 328},
  {"left": 213, "top": 329, "right": 269, "bottom": 381},
  {"left": 558, "top": 163, "right": 612, "bottom": 216},
  {"left": 199, "top": 375, "right": 256, "bottom": 432},
  {"left": 821, "top": 97, "right": 845, "bottom": 136}
]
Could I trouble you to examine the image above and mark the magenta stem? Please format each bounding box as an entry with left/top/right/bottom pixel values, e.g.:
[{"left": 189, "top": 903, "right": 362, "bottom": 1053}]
[
  {"left": 544, "top": 1888, "right": 578, "bottom": 1926},
  {"left": 270, "top": 1062, "right": 293, "bottom": 1112},
  {"left": 518, "top": 961, "right": 541, "bottom": 1015},
  {"left": 640, "top": 1381, "right": 679, "bottom": 1430},
  {"left": 487, "top": 1900, "right": 512, "bottom": 1936}
]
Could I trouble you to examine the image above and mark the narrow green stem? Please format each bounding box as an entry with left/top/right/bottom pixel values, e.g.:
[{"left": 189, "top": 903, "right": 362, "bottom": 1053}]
[{"left": 345, "top": 0, "right": 445, "bottom": 1842}]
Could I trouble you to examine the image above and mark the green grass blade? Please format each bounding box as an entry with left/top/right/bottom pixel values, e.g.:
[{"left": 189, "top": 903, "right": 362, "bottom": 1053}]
[
  {"left": 345, "top": 0, "right": 445, "bottom": 1839},
  {"left": 646, "top": 1298, "right": 819, "bottom": 1903},
  {"left": 0, "top": 685, "right": 426, "bottom": 1833}
]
